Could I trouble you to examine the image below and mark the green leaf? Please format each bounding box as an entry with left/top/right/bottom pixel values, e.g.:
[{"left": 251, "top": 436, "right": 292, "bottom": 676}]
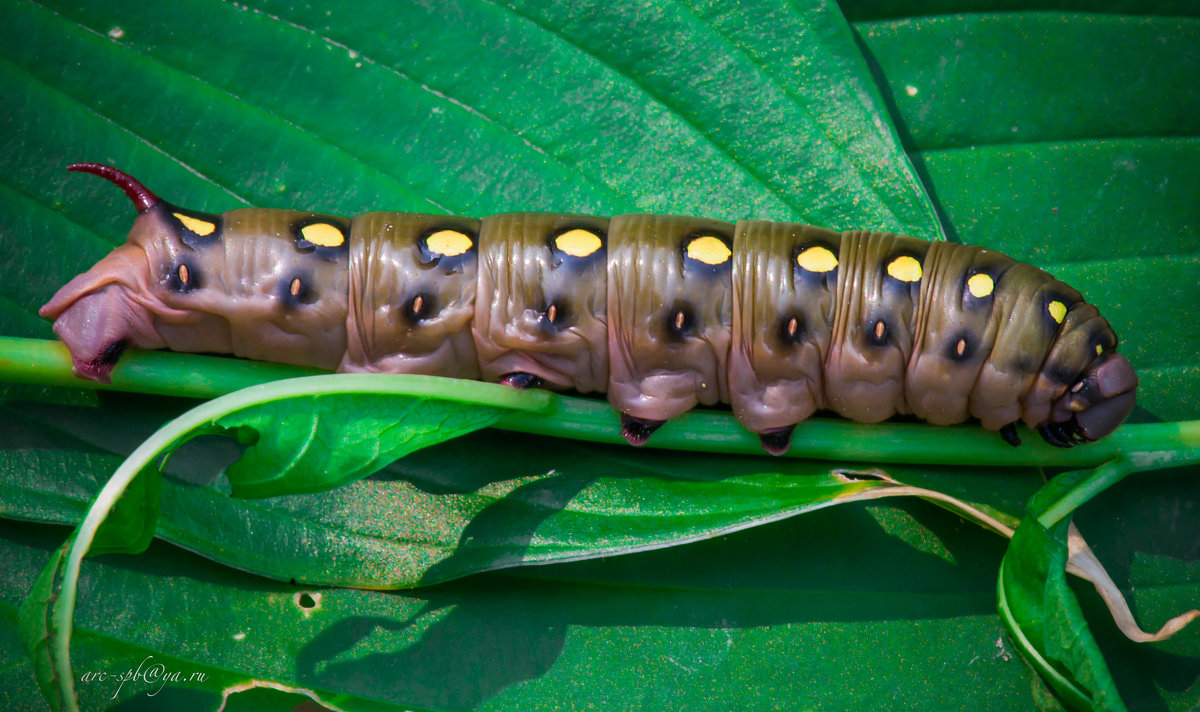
[
  {"left": 89, "top": 464, "right": 160, "bottom": 556},
  {"left": 8, "top": 376, "right": 544, "bottom": 710},
  {"left": 0, "top": 512, "right": 1039, "bottom": 712},
  {"left": 1001, "top": 518, "right": 1122, "bottom": 712},
  {"left": 16, "top": 475, "right": 161, "bottom": 712},
  {"left": 856, "top": 12, "right": 1200, "bottom": 420},
  {"left": 210, "top": 376, "right": 548, "bottom": 497},
  {"left": 856, "top": 13, "right": 1200, "bottom": 151},
  {"left": 12, "top": 379, "right": 1052, "bottom": 710},
  {"left": 5, "top": 387, "right": 1046, "bottom": 588},
  {"left": 999, "top": 460, "right": 1139, "bottom": 712},
  {"left": 11, "top": 377, "right": 1199, "bottom": 709},
  {"left": 16, "top": 539, "right": 70, "bottom": 711},
  {"left": 841, "top": 0, "right": 1200, "bottom": 22}
]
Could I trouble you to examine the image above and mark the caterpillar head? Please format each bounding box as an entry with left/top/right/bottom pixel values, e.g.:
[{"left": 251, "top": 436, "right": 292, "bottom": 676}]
[
  {"left": 38, "top": 164, "right": 195, "bottom": 382},
  {"left": 43, "top": 163, "right": 351, "bottom": 382},
  {"left": 1016, "top": 297, "right": 1138, "bottom": 447},
  {"left": 1043, "top": 352, "right": 1139, "bottom": 446}
]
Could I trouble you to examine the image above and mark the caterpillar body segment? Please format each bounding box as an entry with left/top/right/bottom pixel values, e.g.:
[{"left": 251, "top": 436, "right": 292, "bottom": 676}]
[
  {"left": 343, "top": 212, "right": 481, "bottom": 379},
  {"left": 475, "top": 212, "right": 610, "bottom": 394},
  {"left": 41, "top": 163, "right": 1139, "bottom": 453},
  {"left": 729, "top": 222, "right": 839, "bottom": 450},
  {"left": 607, "top": 214, "right": 735, "bottom": 438}
]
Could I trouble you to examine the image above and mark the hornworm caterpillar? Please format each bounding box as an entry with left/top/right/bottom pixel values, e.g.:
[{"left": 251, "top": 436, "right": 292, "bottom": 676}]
[{"left": 41, "top": 163, "right": 1138, "bottom": 453}]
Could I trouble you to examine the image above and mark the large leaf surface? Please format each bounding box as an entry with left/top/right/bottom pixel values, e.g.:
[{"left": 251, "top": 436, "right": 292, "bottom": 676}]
[
  {"left": 1, "top": 1, "right": 1198, "bottom": 710},
  {"left": 855, "top": 11, "right": 1200, "bottom": 421},
  {"left": 2, "top": 389, "right": 1040, "bottom": 588},
  {"left": 0, "top": 513, "right": 1098, "bottom": 712}
]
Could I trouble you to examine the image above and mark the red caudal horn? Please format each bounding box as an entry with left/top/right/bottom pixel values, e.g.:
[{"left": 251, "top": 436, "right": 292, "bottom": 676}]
[{"left": 67, "top": 163, "right": 160, "bottom": 214}]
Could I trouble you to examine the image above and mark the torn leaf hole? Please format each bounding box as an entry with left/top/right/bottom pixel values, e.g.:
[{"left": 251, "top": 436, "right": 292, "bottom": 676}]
[
  {"left": 833, "top": 468, "right": 891, "bottom": 482},
  {"left": 294, "top": 591, "right": 321, "bottom": 612}
]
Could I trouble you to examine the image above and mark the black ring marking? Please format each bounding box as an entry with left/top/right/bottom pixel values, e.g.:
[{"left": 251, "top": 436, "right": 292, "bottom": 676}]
[
  {"left": 166, "top": 261, "right": 200, "bottom": 293},
  {"left": 778, "top": 313, "right": 805, "bottom": 346},
  {"left": 279, "top": 273, "right": 318, "bottom": 307},
  {"left": 404, "top": 292, "right": 436, "bottom": 324},
  {"left": 665, "top": 303, "right": 696, "bottom": 341},
  {"left": 945, "top": 331, "right": 974, "bottom": 362},
  {"left": 543, "top": 300, "right": 570, "bottom": 331},
  {"left": 867, "top": 318, "right": 890, "bottom": 347},
  {"left": 94, "top": 339, "right": 129, "bottom": 369}
]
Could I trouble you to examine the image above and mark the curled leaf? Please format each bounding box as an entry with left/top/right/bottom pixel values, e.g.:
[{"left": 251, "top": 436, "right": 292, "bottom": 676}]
[{"left": 1066, "top": 523, "right": 1200, "bottom": 643}]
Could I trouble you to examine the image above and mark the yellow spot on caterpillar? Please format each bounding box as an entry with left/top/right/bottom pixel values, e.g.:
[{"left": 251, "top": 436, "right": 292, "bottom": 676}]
[
  {"left": 1095, "top": 344, "right": 1104, "bottom": 355},
  {"left": 886, "top": 255, "right": 922, "bottom": 282},
  {"left": 686, "top": 235, "right": 731, "bottom": 265},
  {"left": 174, "top": 212, "right": 216, "bottom": 236},
  {"left": 955, "top": 338, "right": 967, "bottom": 357},
  {"left": 411, "top": 295, "right": 424, "bottom": 316},
  {"left": 1048, "top": 300, "right": 1067, "bottom": 324},
  {"left": 290, "top": 277, "right": 302, "bottom": 297},
  {"left": 554, "top": 229, "right": 602, "bottom": 257},
  {"left": 426, "top": 229, "right": 473, "bottom": 257},
  {"left": 796, "top": 245, "right": 837, "bottom": 273},
  {"left": 178, "top": 264, "right": 190, "bottom": 285},
  {"left": 786, "top": 317, "right": 798, "bottom": 337},
  {"left": 674, "top": 311, "right": 686, "bottom": 330},
  {"left": 967, "top": 273, "right": 994, "bottom": 298},
  {"left": 300, "top": 222, "right": 345, "bottom": 248},
  {"left": 874, "top": 320, "right": 887, "bottom": 341}
]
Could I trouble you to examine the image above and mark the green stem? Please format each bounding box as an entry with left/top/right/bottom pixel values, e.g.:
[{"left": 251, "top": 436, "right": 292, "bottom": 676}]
[
  {"left": 3, "top": 336, "right": 1199, "bottom": 468},
  {"left": 1036, "top": 457, "right": 1136, "bottom": 528},
  {"left": 0, "top": 335, "right": 323, "bottom": 398}
]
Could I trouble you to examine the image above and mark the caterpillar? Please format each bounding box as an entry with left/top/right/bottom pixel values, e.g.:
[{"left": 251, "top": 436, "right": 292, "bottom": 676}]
[{"left": 41, "top": 163, "right": 1138, "bottom": 454}]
